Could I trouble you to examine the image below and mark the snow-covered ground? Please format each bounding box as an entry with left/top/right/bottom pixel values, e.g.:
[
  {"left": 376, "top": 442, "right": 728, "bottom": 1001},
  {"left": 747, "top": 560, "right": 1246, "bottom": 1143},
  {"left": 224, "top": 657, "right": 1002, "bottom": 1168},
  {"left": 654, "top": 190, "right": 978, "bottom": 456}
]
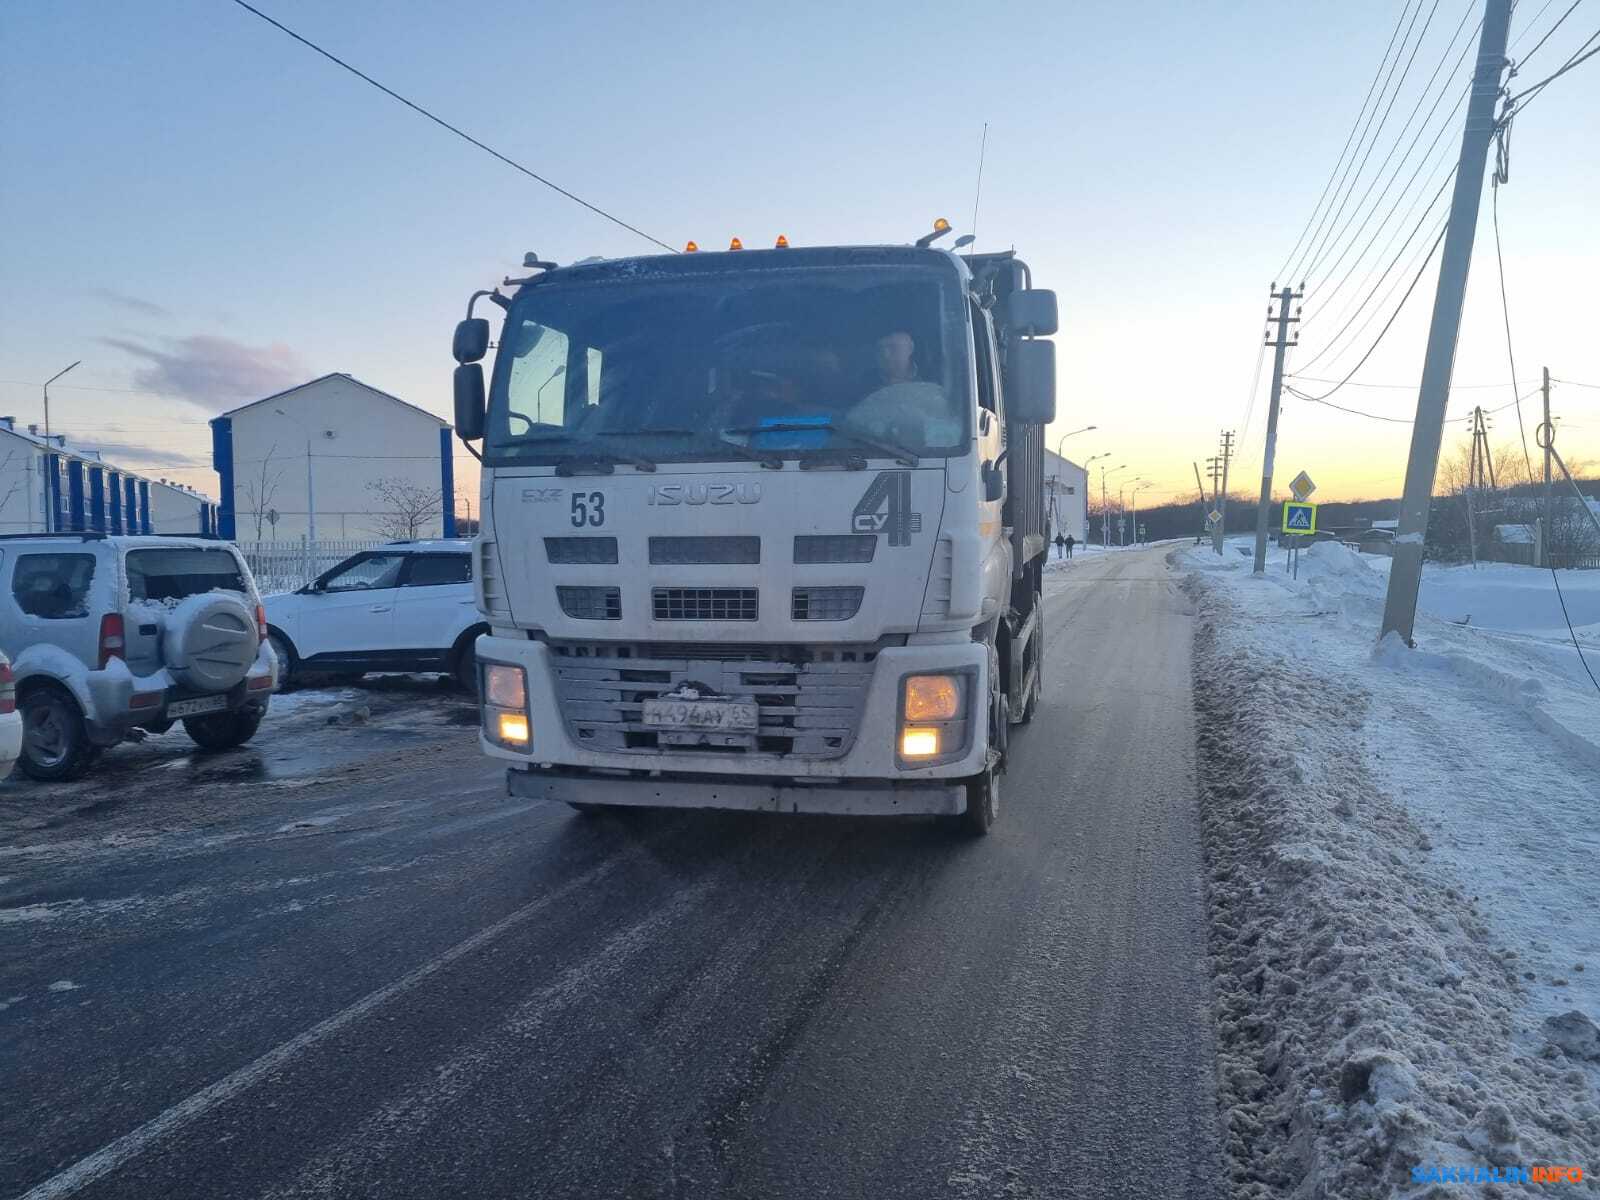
[{"left": 1183, "top": 537, "right": 1600, "bottom": 1197}]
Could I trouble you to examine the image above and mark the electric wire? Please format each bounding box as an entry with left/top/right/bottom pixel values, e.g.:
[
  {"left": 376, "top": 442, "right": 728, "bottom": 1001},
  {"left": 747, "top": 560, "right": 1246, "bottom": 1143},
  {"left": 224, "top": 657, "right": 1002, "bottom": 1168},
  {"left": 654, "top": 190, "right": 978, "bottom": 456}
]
[
  {"left": 1283, "top": 223, "right": 1447, "bottom": 403},
  {"left": 1504, "top": 27, "right": 1600, "bottom": 112},
  {"left": 1488, "top": 185, "right": 1600, "bottom": 698},
  {"left": 1299, "top": 0, "right": 1453, "bottom": 285},
  {"left": 225, "top": 0, "right": 677, "bottom": 253},
  {"left": 1516, "top": 0, "right": 1586, "bottom": 65},
  {"left": 1302, "top": 11, "right": 1478, "bottom": 313},
  {"left": 1274, "top": 0, "right": 1423, "bottom": 283},
  {"left": 1294, "top": 0, "right": 1433, "bottom": 284}
]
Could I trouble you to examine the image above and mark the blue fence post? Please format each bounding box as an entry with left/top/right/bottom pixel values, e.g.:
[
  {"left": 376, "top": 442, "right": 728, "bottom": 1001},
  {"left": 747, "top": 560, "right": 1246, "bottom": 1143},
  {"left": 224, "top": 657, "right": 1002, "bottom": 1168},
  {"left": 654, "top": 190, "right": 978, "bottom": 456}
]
[{"left": 439, "top": 426, "right": 457, "bottom": 538}]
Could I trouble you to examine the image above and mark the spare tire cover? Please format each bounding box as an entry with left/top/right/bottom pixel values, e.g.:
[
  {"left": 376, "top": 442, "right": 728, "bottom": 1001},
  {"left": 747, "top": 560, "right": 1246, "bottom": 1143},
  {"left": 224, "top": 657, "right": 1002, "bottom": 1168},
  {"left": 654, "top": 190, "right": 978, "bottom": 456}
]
[{"left": 161, "top": 592, "right": 258, "bottom": 693}]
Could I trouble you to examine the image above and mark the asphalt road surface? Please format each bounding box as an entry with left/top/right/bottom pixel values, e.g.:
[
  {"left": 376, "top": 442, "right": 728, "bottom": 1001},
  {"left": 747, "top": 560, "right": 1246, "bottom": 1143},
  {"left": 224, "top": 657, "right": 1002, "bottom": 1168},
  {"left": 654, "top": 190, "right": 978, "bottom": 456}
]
[{"left": 2, "top": 545, "right": 1222, "bottom": 1200}]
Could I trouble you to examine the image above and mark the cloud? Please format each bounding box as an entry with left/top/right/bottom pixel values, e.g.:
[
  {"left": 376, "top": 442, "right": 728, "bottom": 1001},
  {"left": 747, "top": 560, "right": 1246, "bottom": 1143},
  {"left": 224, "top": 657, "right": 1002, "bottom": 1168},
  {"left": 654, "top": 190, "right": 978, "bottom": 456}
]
[
  {"left": 100, "top": 334, "right": 307, "bottom": 413},
  {"left": 70, "top": 437, "right": 207, "bottom": 470},
  {"left": 91, "top": 289, "right": 172, "bottom": 320}
]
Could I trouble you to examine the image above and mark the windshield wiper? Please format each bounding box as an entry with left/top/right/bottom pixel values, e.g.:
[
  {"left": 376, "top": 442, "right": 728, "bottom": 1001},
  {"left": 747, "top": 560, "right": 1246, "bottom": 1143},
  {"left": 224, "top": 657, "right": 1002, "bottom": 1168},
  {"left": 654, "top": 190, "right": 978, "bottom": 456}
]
[
  {"left": 723, "top": 422, "right": 919, "bottom": 467},
  {"left": 593, "top": 429, "right": 783, "bottom": 469},
  {"left": 548, "top": 440, "right": 657, "bottom": 475}
]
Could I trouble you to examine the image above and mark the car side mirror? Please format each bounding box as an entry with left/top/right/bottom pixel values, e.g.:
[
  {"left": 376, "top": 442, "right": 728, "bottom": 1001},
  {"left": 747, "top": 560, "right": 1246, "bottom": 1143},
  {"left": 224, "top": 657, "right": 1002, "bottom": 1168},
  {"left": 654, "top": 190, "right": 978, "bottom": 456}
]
[
  {"left": 454, "top": 363, "right": 486, "bottom": 441},
  {"left": 453, "top": 317, "right": 490, "bottom": 364},
  {"left": 1004, "top": 289, "right": 1058, "bottom": 337},
  {"left": 1007, "top": 340, "right": 1056, "bottom": 425}
]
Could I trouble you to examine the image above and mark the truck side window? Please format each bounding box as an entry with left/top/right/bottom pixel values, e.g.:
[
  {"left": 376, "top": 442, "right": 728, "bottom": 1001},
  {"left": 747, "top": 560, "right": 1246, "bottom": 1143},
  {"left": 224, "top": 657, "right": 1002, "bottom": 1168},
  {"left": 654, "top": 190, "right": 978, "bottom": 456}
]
[
  {"left": 970, "top": 303, "right": 999, "bottom": 414},
  {"left": 13, "top": 553, "right": 95, "bottom": 620}
]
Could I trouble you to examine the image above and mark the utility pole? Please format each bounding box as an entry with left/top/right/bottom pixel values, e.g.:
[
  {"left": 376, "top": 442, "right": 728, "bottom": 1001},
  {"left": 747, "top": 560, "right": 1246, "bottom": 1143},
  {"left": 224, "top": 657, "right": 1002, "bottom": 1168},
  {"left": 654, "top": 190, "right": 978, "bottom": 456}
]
[
  {"left": 1253, "top": 286, "right": 1301, "bottom": 573},
  {"left": 1213, "top": 430, "right": 1235, "bottom": 554},
  {"left": 1541, "top": 367, "right": 1553, "bottom": 567},
  {"left": 1193, "top": 461, "right": 1208, "bottom": 543},
  {"left": 1380, "top": 0, "right": 1512, "bottom": 642}
]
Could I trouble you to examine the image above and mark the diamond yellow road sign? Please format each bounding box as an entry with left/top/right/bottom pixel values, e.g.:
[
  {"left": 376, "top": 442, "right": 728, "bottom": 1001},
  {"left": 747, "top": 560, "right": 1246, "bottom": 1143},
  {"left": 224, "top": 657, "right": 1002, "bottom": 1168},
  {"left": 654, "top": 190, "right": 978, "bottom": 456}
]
[
  {"left": 1282, "top": 501, "right": 1317, "bottom": 534},
  {"left": 1289, "top": 470, "right": 1316, "bottom": 501}
]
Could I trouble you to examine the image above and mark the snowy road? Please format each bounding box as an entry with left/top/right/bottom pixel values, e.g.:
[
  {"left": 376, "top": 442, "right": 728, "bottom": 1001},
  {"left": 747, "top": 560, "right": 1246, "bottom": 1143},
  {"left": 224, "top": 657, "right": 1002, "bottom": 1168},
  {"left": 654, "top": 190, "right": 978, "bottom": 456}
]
[{"left": 1, "top": 546, "right": 1222, "bottom": 1200}]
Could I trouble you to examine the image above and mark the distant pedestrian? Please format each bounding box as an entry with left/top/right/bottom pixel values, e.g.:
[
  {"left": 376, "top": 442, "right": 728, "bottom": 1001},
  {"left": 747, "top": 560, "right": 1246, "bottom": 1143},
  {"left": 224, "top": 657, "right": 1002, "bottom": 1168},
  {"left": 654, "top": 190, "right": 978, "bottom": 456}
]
[
  {"left": 1054, "top": 532, "right": 1066, "bottom": 559},
  {"left": 1065, "top": 534, "right": 1076, "bottom": 559}
]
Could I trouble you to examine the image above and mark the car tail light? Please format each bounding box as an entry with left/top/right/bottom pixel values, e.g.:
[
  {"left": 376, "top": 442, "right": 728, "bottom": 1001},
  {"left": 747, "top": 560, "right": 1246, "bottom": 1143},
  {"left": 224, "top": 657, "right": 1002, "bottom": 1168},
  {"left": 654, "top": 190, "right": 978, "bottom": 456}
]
[
  {"left": 0, "top": 662, "right": 14, "bottom": 715},
  {"left": 98, "top": 613, "right": 126, "bottom": 668},
  {"left": 255, "top": 603, "right": 268, "bottom": 640}
]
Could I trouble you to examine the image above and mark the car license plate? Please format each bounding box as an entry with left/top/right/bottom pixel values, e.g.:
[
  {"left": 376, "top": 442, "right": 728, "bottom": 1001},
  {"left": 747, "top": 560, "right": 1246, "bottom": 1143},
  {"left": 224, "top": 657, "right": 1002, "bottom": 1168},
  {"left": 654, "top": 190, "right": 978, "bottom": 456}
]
[
  {"left": 166, "top": 695, "right": 229, "bottom": 718},
  {"left": 642, "top": 699, "right": 759, "bottom": 732}
]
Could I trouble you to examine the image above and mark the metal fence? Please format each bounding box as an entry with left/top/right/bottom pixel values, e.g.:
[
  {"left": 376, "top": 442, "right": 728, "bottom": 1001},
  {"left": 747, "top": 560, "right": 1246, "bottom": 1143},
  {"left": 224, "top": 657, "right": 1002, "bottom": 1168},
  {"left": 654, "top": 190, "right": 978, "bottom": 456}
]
[{"left": 235, "top": 538, "right": 385, "bottom": 593}]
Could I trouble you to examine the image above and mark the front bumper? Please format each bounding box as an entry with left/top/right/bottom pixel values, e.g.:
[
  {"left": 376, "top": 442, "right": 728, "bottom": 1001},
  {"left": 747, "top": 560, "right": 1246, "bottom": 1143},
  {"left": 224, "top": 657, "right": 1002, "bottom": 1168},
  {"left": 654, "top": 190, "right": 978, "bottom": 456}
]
[
  {"left": 508, "top": 765, "right": 966, "bottom": 816},
  {"left": 477, "top": 633, "right": 989, "bottom": 783}
]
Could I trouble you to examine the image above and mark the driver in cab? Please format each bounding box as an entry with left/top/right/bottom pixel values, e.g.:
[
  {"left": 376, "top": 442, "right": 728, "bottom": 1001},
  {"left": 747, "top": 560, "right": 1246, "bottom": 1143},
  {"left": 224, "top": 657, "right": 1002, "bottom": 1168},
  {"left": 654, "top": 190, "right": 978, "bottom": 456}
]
[{"left": 846, "top": 331, "right": 960, "bottom": 448}]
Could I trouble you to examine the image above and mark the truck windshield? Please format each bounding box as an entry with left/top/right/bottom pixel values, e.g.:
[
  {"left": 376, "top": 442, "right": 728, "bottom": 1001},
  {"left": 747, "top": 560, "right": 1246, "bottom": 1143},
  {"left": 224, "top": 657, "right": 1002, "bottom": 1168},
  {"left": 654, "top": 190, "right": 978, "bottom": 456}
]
[{"left": 484, "top": 265, "right": 969, "bottom": 465}]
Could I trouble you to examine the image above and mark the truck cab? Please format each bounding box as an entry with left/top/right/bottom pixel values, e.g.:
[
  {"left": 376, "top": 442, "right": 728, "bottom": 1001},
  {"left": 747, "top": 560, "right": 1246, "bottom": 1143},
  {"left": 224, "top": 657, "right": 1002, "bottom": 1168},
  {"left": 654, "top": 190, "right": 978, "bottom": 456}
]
[{"left": 453, "top": 233, "right": 1057, "bottom": 833}]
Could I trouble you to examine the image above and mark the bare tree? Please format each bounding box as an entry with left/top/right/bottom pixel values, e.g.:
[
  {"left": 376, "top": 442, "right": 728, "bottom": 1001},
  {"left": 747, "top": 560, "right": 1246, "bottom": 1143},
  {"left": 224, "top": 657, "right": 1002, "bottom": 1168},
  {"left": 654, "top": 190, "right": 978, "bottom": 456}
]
[
  {"left": 241, "top": 443, "right": 284, "bottom": 541},
  {"left": 365, "top": 476, "right": 442, "bottom": 540},
  {"left": 0, "top": 452, "right": 24, "bottom": 530}
]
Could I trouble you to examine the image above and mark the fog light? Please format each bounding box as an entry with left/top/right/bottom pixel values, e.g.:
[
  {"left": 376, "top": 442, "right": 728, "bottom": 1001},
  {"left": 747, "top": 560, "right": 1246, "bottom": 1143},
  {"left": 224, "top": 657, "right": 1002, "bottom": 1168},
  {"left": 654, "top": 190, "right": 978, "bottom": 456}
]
[
  {"left": 497, "top": 712, "right": 530, "bottom": 745},
  {"left": 904, "top": 674, "right": 962, "bottom": 721},
  {"left": 900, "top": 727, "right": 941, "bottom": 758}
]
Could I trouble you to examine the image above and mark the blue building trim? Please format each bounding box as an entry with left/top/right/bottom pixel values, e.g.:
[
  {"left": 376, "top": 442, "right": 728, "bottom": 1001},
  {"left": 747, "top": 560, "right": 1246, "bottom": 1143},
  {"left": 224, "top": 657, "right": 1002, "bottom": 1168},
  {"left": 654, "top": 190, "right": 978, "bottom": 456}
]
[
  {"left": 200, "top": 505, "right": 212, "bottom": 537},
  {"left": 138, "top": 480, "right": 151, "bottom": 534},
  {"left": 67, "top": 460, "right": 86, "bottom": 531},
  {"left": 125, "top": 477, "right": 138, "bottom": 535},
  {"left": 439, "top": 426, "right": 457, "bottom": 538},
  {"left": 211, "top": 416, "right": 236, "bottom": 540},
  {"left": 88, "top": 467, "right": 106, "bottom": 532},
  {"left": 44, "top": 454, "right": 63, "bottom": 532},
  {"left": 108, "top": 471, "right": 122, "bottom": 534}
]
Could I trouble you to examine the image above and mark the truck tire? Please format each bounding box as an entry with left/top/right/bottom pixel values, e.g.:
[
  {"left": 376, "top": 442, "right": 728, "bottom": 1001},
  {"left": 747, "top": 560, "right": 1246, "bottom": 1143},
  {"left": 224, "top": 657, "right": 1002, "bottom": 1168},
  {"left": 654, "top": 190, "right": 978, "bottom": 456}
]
[
  {"left": 184, "top": 702, "right": 266, "bottom": 751},
  {"left": 17, "top": 683, "right": 101, "bottom": 782},
  {"left": 960, "top": 657, "right": 1006, "bottom": 835}
]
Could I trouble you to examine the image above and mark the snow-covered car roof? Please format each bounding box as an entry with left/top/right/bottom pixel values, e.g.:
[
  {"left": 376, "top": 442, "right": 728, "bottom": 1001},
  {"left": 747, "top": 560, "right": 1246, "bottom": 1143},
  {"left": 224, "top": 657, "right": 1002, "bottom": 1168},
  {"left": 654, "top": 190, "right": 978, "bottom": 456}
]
[{"left": 379, "top": 539, "right": 474, "bottom": 553}]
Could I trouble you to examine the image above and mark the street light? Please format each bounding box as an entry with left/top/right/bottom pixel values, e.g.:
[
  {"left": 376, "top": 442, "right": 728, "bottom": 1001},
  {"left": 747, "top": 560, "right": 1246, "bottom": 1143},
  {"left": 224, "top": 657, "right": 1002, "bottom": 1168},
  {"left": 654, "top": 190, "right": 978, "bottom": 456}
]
[
  {"left": 1130, "top": 481, "right": 1152, "bottom": 546},
  {"left": 1054, "top": 425, "right": 1097, "bottom": 461},
  {"left": 1101, "top": 463, "right": 1127, "bottom": 549},
  {"left": 1117, "top": 479, "right": 1143, "bottom": 547},
  {"left": 42, "top": 360, "right": 82, "bottom": 440}
]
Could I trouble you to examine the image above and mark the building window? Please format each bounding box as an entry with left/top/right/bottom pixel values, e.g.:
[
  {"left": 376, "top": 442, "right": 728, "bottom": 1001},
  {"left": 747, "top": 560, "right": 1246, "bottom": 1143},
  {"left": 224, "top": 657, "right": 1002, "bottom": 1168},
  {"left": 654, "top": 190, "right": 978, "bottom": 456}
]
[{"left": 1065, "top": 485, "right": 1076, "bottom": 495}]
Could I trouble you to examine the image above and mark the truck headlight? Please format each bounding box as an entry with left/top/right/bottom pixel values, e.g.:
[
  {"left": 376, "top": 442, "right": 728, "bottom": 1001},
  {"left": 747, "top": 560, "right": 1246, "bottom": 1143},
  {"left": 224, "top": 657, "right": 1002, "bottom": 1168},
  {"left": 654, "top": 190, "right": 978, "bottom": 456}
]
[
  {"left": 900, "top": 727, "right": 942, "bottom": 758},
  {"left": 903, "top": 674, "right": 963, "bottom": 721},
  {"left": 483, "top": 663, "right": 530, "bottom": 750}
]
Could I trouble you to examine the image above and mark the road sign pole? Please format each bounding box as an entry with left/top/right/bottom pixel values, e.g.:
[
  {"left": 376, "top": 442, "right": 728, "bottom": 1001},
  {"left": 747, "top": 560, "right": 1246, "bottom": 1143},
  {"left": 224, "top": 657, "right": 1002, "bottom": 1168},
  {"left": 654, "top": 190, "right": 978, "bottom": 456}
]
[{"left": 1379, "top": 0, "right": 1512, "bottom": 643}]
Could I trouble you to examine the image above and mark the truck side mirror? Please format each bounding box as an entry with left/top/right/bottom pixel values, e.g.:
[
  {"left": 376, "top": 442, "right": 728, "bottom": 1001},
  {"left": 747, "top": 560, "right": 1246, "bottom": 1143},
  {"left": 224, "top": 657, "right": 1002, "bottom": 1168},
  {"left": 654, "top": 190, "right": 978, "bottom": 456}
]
[
  {"left": 454, "top": 363, "right": 486, "bottom": 441},
  {"left": 453, "top": 317, "right": 490, "bottom": 364},
  {"left": 1004, "top": 289, "right": 1058, "bottom": 337},
  {"left": 1007, "top": 340, "right": 1056, "bottom": 425}
]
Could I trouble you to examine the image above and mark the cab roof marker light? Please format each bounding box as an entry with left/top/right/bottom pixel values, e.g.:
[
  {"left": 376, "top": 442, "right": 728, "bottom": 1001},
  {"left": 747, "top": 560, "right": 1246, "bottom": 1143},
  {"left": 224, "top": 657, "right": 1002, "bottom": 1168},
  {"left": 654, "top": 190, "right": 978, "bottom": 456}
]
[
  {"left": 915, "top": 217, "right": 954, "bottom": 249},
  {"left": 729, "top": 237, "right": 744, "bottom": 251},
  {"left": 775, "top": 234, "right": 790, "bottom": 248},
  {"left": 684, "top": 240, "right": 699, "bottom": 252}
]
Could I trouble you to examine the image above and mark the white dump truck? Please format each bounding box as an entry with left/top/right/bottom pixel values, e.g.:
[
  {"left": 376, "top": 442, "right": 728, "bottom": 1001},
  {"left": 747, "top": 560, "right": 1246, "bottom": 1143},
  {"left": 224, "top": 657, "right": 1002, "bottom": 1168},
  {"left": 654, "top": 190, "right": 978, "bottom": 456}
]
[{"left": 451, "top": 222, "right": 1057, "bottom": 832}]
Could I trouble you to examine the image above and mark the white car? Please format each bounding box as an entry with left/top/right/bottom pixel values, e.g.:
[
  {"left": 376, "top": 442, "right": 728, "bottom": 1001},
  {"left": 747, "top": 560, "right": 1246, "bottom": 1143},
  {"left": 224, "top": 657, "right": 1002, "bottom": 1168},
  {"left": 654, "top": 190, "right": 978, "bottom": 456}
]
[
  {"left": 0, "top": 651, "right": 21, "bottom": 778},
  {"left": 263, "top": 540, "right": 486, "bottom": 692}
]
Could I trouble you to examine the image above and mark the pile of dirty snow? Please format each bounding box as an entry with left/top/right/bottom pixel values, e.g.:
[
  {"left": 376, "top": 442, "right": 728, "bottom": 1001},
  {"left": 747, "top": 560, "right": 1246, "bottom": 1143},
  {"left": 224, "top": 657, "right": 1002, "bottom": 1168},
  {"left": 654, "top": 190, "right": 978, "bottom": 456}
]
[{"left": 1183, "top": 554, "right": 1600, "bottom": 1199}]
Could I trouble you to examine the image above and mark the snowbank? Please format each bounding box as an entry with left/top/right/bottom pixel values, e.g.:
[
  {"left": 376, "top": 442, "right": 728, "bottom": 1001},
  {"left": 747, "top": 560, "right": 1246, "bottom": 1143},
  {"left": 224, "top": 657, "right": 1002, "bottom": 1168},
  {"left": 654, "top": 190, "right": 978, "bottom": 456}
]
[{"left": 1182, "top": 539, "right": 1600, "bottom": 1197}]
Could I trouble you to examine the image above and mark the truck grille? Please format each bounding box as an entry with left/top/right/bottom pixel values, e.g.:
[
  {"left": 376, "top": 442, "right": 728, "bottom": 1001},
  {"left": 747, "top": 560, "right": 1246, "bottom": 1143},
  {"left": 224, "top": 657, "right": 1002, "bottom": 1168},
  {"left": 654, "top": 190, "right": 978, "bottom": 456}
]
[
  {"left": 545, "top": 537, "right": 618, "bottom": 565},
  {"left": 557, "top": 586, "right": 621, "bottom": 620},
  {"left": 791, "top": 586, "right": 863, "bottom": 621},
  {"left": 649, "top": 536, "right": 760, "bottom": 565},
  {"left": 652, "top": 587, "right": 758, "bottom": 621},
  {"left": 548, "top": 641, "right": 877, "bottom": 759}
]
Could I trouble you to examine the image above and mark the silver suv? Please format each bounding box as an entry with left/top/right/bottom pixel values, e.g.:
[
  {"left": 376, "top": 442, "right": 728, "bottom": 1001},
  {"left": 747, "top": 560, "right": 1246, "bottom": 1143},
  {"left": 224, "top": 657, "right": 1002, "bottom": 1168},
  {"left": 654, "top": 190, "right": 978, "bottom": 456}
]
[{"left": 0, "top": 534, "right": 276, "bottom": 781}]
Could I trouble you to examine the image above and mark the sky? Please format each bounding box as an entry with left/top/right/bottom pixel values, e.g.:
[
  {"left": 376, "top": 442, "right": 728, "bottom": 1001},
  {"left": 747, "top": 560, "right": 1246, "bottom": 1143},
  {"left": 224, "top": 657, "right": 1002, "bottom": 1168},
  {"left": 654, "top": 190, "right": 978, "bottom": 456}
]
[{"left": 2, "top": 0, "right": 1597, "bottom": 509}]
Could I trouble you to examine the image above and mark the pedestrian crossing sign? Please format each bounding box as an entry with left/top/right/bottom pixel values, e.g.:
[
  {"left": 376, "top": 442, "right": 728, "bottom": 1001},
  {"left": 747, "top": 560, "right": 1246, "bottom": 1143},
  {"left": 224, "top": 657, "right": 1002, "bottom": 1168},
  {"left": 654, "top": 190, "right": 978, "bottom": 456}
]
[{"left": 1282, "top": 501, "right": 1317, "bottom": 534}]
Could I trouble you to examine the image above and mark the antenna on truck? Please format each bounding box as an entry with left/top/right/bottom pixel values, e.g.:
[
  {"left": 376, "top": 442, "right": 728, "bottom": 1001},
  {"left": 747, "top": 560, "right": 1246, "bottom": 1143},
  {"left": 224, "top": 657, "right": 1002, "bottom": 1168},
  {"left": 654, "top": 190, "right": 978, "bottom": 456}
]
[{"left": 968, "top": 121, "right": 988, "bottom": 257}]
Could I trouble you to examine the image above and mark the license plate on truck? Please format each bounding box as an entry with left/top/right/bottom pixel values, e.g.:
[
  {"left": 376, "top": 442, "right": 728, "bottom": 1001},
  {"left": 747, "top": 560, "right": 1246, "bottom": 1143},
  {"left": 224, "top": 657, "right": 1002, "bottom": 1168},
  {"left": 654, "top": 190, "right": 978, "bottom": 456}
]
[
  {"left": 166, "top": 695, "right": 228, "bottom": 718},
  {"left": 642, "top": 699, "right": 759, "bottom": 732}
]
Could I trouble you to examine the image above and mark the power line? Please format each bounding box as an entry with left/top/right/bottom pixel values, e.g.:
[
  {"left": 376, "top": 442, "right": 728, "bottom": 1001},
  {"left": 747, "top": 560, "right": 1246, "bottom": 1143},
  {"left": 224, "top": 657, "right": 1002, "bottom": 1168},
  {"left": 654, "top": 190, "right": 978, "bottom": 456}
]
[
  {"left": 1295, "top": 0, "right": 1442, "bottom": 283},
  {"left": 1504, "top": 26, "right": 1600, "bottom": 111},
  {"left": 1516, "top": 0, "right": 1586, "bottom": 65},
  {"left": 225, "top": 0, "right": 677, "bottom": 254},
  {"left": 1286, "top": 222, "right": 1447, "bottom": 403},
  {"left": 1275, "top": 0, "right": 1424, "bottom": 282},
  {"left": 1300, "top": 0, "right": 1455, "bottom": 285}
]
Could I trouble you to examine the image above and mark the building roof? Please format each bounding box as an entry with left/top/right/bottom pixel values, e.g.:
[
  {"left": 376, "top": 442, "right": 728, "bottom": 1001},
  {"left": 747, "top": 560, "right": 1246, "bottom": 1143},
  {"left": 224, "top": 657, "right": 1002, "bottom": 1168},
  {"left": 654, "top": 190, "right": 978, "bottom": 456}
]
[
  {"left": 0, "top": 422, "right": 216, "bottom": 504},
  {"left": 1043, "top": 448, "right": 1087, "bottom": 474},
  {"left": 216, "top": 373, "right": 448, "bottom": 427}
]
